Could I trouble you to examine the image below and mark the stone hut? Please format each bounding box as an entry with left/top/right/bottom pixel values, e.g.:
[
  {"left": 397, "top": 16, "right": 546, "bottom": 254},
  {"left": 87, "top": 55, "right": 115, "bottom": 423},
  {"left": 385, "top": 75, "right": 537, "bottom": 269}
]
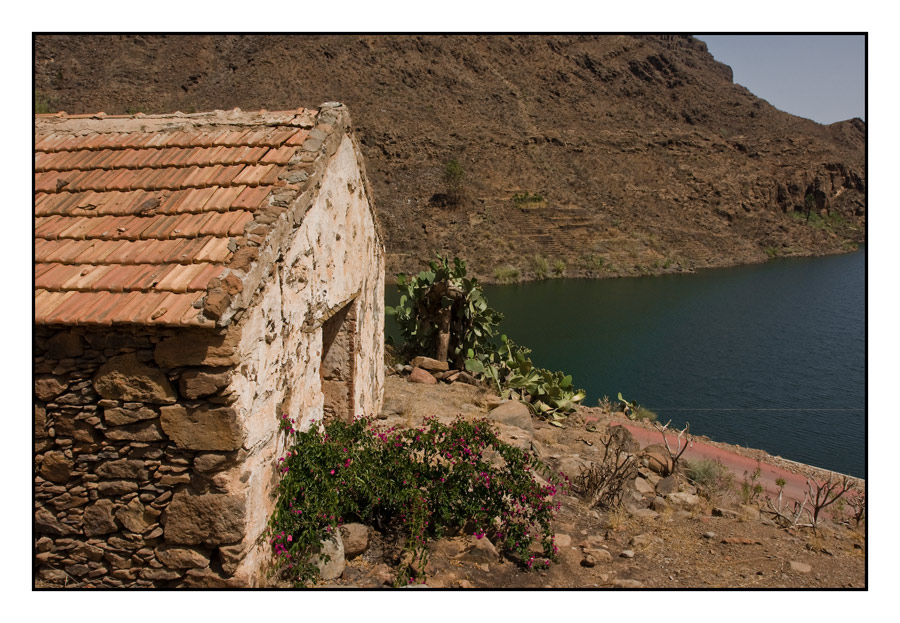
[{"left": 33, "top": 104, "right": 385, "bottom": 587}]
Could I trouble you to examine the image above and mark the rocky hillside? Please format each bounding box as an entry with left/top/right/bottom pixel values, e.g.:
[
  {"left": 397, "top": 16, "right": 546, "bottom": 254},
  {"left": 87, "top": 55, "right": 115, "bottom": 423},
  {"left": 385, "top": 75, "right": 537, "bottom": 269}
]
[
  {"left": 310, "top": 374, "right": 866, "bottom": 588},
  {"left": 34, "top": 35, "right": 866, "bottom": 281}
]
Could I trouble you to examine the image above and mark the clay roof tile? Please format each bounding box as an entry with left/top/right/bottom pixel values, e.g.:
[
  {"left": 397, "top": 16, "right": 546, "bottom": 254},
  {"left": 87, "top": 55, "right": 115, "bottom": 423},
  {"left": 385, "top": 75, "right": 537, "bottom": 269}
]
[{"left": 35, "top": 109, "right": 336, "bottom": 326}]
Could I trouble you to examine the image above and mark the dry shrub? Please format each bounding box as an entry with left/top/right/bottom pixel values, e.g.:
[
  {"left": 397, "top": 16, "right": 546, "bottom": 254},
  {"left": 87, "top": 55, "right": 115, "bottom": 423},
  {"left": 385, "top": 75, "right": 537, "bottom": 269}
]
[
  {"left": 684, "top": 458, "right": 735, "bottom": 502},
  {"left": 573, "top": 430, "right": 638, "bottom": 509}
]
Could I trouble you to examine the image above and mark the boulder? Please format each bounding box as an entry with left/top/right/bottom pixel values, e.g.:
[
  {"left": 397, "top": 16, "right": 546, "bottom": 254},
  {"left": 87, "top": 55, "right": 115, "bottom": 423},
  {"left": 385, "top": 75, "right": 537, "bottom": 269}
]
[
  {"left": 214, "top": 543, "right": 244, "bottom": 576},
  {"left": 554, "top": 533, "right": 572, "bottom": 548},
  {"left": 607, "top": 425, "right": 640, "bottom": 454},
  {"left": 461, "top": 536, "right": 499, "bottom": 564},
  {"left": 634, "top": 476, "right": 655, "bottom": 495},
  {"left": 666, "top": 491, "right": 701, "bottom": 508},
  {"left": 557, "top": 455, "right": 590, "bottom": 480},
  {"left": 641, "top": 444, "right": 674, "bottom": 476},
  {"left": 408, "top": 367, "right": 437, "bottom": 385},
  {"left": 92, "top": 353, "right": 176, "bottom": 404},
  {"left": 488, "top": 400, "right": 533, "bottom": 435},
  {"left": 176, "top": 568, "right": 244, "bottom": 588},
  {"left": 655, "top": 474, "right": 679, "bottom": 495},
  {"left": 410, "top": 356, "right": 449, "bottom": 372},
  {"left": 312, "top": 533, "right": 345, "bottom": 580},
  {"left": 98, "top": 480, "right": 140, "bottom": 496},
  {"left": 339, "top": 523, "right": 369, "bottom": 559}
]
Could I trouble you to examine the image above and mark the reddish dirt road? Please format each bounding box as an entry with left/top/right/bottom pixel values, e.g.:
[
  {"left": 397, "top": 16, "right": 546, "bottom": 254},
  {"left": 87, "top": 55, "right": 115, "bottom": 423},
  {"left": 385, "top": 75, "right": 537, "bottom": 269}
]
[{"left": 607, "top": 419, "right": 861, "bottom": 512}]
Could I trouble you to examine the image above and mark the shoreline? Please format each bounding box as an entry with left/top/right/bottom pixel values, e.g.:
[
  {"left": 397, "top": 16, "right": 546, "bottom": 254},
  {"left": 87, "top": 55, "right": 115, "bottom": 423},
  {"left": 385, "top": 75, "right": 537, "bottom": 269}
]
[{"left": 385, "top": 243, "right": 864, "bottom": 286}]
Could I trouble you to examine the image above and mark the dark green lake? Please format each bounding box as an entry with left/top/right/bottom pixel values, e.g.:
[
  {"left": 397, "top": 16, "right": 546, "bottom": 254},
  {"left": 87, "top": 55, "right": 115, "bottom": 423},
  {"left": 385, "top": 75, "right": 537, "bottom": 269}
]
[{"left": 386, "top": 250, "right": 866, "bottom": 478}]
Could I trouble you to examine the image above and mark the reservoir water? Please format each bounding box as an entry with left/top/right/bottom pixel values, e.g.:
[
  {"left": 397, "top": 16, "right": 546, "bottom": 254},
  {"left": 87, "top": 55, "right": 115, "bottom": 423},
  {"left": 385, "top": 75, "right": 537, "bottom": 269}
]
[{"left": 386, "top": 250, "right": 866, "bottom": 478}]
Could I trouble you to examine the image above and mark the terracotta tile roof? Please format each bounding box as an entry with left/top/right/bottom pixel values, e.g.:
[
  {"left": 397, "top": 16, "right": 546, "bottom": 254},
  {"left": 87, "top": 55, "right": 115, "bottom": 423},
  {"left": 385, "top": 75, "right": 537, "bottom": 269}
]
[{"left": 34, "top": 107, "right": 325, "bottom": 327}]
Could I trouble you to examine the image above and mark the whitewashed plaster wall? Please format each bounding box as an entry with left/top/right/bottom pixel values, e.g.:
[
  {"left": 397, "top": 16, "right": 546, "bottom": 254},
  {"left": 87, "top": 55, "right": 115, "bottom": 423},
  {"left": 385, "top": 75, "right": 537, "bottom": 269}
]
[{"left": 226, "top": 134, "right": 384, "bottom": 585}]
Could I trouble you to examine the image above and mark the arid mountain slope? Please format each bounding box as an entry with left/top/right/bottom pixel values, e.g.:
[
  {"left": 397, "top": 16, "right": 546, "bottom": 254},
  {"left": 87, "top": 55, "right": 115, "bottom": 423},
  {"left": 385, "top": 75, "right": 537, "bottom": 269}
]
[{"left": 34, "top": 34, "right": 866, "bottom": 281}]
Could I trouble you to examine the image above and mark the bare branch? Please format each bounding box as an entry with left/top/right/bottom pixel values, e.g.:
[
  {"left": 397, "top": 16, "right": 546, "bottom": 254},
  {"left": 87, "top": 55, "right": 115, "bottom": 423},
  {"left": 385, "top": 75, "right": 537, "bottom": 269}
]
[
  {"left": 652, "top": 420, "right": 692, "bottom": 473},
  {"left": 805, "top": 473, "right": 857, "bottom": 529},
  {"left": 763, "top": 485, "right": 812, "bottom": 529}
]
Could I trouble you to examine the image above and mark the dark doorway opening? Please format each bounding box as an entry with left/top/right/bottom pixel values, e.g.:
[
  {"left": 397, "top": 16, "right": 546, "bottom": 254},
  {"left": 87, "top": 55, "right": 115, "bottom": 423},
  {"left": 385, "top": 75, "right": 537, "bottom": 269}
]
[{"left": 320, "top": 299, "right": 358, "bottom": 423}]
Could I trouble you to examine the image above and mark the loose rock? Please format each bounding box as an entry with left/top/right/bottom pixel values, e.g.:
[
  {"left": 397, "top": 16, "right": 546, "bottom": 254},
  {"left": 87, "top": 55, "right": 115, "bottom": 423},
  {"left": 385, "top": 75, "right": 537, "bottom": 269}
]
[
  {"left": 789, "top": 561, "right": 812, "bottom": 574},
  {"left": 312, "top": 533, "right": 345, "bottom": 580},
  {"left": 488, "top": 400, "right": 534, "bottom": 435},
  {"left": 339, "top": 523, "right": 369, "bottom": 559},
  {"left": 409, "top": 356, "right": 449, "bottom": 372},
  {"left": 408, "top": 367, "right": 437, "bottom": 385}
]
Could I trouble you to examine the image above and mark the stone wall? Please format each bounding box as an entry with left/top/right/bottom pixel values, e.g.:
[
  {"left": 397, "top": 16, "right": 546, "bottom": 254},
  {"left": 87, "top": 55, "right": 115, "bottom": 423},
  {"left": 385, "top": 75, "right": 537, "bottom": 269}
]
[
  {"left": 34, "top": 131, "right": 385, "bottom": 588},
  {"left": 34, "top": 324, "right": 249, "bottom": 587}
]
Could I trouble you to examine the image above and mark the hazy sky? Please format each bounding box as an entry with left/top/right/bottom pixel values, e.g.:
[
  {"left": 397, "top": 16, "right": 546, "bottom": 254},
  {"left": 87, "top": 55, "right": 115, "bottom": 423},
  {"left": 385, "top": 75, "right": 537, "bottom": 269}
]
[{"left": 696, "top": 35, "right": 865, "bottom": 125}]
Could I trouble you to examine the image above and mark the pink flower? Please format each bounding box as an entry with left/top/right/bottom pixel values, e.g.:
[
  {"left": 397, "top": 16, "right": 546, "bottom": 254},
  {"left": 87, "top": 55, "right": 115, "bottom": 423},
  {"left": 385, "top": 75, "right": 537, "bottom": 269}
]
[
  {"left": 330, "top": 469, "right": 335, "bottom": 475},
  {"left": 287, "top": 535, "right": 293, "bottom": 542}
]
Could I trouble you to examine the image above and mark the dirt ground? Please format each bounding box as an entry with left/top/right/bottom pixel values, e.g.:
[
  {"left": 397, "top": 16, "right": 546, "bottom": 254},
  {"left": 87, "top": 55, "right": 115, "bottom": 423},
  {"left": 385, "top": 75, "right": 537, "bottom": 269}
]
[{"left": 315, "top": 374, "right": 866, "bottom": 589}]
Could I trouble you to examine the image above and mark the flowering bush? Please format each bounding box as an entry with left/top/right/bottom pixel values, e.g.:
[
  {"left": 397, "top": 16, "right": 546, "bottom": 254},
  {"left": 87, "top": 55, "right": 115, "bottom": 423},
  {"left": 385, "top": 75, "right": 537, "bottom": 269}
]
[{"left": 266, "top": 414, "right": 564, "bottom": 586}]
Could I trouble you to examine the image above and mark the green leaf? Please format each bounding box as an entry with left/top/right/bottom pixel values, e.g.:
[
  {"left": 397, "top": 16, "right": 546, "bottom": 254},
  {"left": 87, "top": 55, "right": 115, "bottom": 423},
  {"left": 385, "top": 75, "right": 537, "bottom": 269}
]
[{"left": 465, "top": 359, "right": 485, "bottom": 375}]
